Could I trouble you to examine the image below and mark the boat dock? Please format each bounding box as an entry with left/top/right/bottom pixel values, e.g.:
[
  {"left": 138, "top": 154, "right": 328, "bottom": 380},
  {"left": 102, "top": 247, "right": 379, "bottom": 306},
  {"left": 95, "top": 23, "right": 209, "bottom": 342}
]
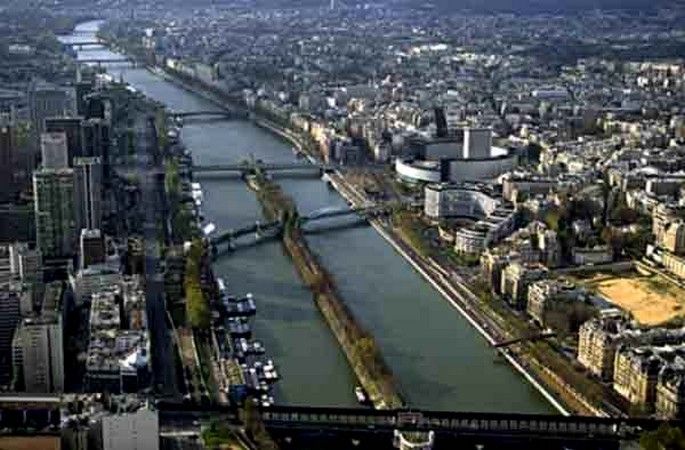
[{"left": 212, "top": 278, "right": 281, "bottom": 404}]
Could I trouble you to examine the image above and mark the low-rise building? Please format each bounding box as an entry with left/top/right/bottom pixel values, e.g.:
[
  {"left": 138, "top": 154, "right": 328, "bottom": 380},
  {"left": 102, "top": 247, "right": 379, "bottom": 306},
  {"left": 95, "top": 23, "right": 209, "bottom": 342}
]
[
  {"left": 613, "top": 345, "right": 675, "bottom": 410},
  {"left": 424, "top": 183, "right": 499, "bottom": 220},
  {"left": 662, "top": 251, "right": 685, "bottom": 280},
  {"left": 101, "top": 405, "right": 159, "bottom": 450},
  {"left": 526, "top": 279, "right": 580, "bottom": 326},
  {"left": 656, "top": 366, "right": 685, "bottom": 419},
  {"left": 454, "top": 207, "right": 516, "bottom": 255},
  {"left": 500, "top": 262, "right": 547, "bottom": 309},
  {"left": 572, "top": 245, "right": 613, "bottom": 265},
  {"left": 578, "top": 314, "right": 685, "bottom": 380},
  {"left": 85, "top": 278, "right": 150, "bottom": 393}
]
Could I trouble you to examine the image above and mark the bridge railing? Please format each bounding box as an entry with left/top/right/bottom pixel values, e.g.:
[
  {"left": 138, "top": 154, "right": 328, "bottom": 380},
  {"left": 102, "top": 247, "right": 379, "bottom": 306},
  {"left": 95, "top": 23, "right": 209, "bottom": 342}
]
[{"left": 258, "top": 405, "right": 666, "bottom": 438}]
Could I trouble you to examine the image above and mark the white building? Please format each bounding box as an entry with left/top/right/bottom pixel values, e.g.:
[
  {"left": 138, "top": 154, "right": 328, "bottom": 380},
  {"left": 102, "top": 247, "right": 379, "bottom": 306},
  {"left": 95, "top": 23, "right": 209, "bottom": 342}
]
[
  {"left": 9, "top": 242, "right": 42, "bottom": 284},
  {"left": 424, "top": 183, "right": 500, "bottom": 220},
  {"left": 40, "top": 132, "right": 69, "bottom": 169},
  {"left": 13, "top": 314, "right": 64, "bottom": 393},
  {"left": 101, "top": 407, "right": 159, "bottom": 450}
]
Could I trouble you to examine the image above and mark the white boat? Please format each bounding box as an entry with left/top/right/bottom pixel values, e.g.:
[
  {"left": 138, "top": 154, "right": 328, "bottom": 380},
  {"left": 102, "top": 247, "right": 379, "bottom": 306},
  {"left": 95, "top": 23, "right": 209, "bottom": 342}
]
[{"left": 355, "top": 386, "right": 368, "bottom": 404}]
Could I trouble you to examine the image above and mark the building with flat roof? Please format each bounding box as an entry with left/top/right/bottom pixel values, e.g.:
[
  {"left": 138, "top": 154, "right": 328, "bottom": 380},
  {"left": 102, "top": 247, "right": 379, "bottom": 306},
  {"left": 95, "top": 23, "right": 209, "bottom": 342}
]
[
  {"left": 40, "top": 132, "right": 68, "bottom": 169},
  {"left": 101, "top": 406, "right": 159, "bottom": 450}
]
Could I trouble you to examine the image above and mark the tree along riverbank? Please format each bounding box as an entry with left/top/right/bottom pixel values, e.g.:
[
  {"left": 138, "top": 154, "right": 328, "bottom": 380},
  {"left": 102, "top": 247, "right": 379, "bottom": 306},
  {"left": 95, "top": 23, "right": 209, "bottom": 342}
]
[{"left": 246, "top": 172, "right": 403, "bottom": 410}]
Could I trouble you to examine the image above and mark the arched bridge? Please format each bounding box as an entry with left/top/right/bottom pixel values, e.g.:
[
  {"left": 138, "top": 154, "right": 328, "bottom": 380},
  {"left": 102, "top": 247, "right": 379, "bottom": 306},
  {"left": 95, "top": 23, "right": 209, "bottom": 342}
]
[
  {"left": 67, "top": 41, "right": 102, "bottom": 49},
  {"left": 77, "top": 57, "right": 136, "bottom": 66},
  {"left": 208, "top": 204, "right": 396, "bottom": 253},
  {"left": 170, "top": 110, "right": 245, "bottom": 121},
  {"left": 192, "top": 161, "right": 336, "bottom": 175}
]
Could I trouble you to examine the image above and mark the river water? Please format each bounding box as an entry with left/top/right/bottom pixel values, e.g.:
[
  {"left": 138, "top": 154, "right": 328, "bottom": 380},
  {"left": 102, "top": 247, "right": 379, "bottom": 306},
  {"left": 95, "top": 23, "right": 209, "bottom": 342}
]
[{"left": 64, "top": 21, "right": 554, "bottom": 413}]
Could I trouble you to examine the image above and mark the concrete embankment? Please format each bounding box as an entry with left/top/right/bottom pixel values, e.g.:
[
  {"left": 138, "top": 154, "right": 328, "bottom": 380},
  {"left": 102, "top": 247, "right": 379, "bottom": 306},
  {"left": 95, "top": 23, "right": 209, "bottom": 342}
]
[{"left": 246, "top": 173, "right": 403, "bottom": 410}]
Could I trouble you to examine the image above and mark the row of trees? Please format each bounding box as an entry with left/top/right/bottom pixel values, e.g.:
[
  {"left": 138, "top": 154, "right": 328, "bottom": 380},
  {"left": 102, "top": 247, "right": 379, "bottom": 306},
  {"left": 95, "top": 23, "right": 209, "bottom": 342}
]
[{"left": 184, "top": 239, "right": 210, "bottom": 329}]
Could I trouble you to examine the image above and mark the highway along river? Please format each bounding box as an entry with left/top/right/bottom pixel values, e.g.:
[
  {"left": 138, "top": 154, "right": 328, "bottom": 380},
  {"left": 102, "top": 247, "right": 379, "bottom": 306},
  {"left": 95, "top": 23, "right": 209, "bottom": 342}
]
[{"left": 66, "top": 21, "right": 554, "bottom": 412}]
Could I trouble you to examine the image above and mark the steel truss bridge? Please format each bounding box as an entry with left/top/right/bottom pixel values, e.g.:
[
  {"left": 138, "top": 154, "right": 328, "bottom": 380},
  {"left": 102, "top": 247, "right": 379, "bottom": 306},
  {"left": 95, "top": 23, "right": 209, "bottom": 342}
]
[
  {"left": 208, "top": 204, "right": 392, "bottom": 250},
  {"left": 154, "top": 403, "right": 677, "bottom": 446},
  {"left": 66, "top": 41, "right": 102, "bottom": 49},
  {"left": 170, "top": 110, "right": 244, "bottom": 121},
  {"left": 192, "top": 161, "right": 336, "bottom": 175},
  {"left": 77, "top": 57, "right": 136, "bottom": 66}
]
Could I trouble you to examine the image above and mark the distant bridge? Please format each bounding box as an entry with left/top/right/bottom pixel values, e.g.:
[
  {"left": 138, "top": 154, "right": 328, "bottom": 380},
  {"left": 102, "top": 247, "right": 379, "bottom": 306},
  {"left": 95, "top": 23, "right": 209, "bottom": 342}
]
[
  {"left": 77, "top": 57, "right": 136, "bottom": 66},
  {"left": 67, "top": 41, "right": 102, "bottom": 49},
  {"left": 170, "top": 110, "right": 244, "bottom": 121},
  {"left": 192, "top": 162, "right": 336, "bottom": 175}
]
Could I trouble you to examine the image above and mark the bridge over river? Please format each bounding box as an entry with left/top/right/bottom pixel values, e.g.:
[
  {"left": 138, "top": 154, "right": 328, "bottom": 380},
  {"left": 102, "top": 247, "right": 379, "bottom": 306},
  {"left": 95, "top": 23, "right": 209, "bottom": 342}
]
[
  {"left": 154, "top": 402, "right": 671, "bottom": 450},
  {"left": 208, "top": 203, "right": 396, "bottom": 254}
]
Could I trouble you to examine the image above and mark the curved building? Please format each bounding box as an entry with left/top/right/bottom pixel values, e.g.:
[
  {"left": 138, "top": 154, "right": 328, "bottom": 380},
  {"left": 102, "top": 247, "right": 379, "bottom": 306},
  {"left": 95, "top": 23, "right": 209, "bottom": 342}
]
[
  {"left": 395, "top": 159, "right": 442, "bottom": 184},
  {"left": 447, "top": 147, "right": 518, "bottom": 183},
  {"left": 424, "top": 183, "right": 500, "bottom": 220},
  {"left": 395, "top": 128, "right": 518, "bottom": 184}
]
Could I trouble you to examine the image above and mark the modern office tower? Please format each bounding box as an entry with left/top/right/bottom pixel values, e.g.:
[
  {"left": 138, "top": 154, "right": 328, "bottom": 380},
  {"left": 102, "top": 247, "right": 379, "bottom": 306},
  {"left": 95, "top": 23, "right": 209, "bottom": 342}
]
[
  {"left": 434, "top": 107, "right": 448, "bottom": 138},
  {"left": 462, "top": 127, "right": 492, "bottom": 159},
  {"left": 12, "top": 281, "right": 64, "bottom": 393},
  {"left": 13, "top": 314, "right": 64, "bottom": 393},
  {"left": 27, "top": 83, "right": 75, "bottom": 136},
  {"left": 9, "top": 242, "right": 42, "bottom": 284},
  {"left": 45, "top": 117, "right": 84, "bottom": 165},
  {"left": 0, "top": 204, "right": 35, "bottom": 243},
  {"left": 33, "top": 168, "right": 77, "bottom": 259},
  {"left": 75, "top": 82, "right": 94, "bottom": 117},
  {"left": 0, "top": 288, "right": 20, "bottom": 386},
  {"left": 82, "top": 118, "right": 110, "bottom": 158},
  {"left": 73, "top": 156, "right": 102, "bottom": 231},
  {"left": 80, "top": 228, "right": 105, "bottom": 269},
  {"left": 40, "top": 132, "right": 69, "bottom": 169},
  {"left": 101, "top": 407, "right": 159, "bottom": 450},
  {"left": 0, "top": 123, "right": 16, "bottom": 202}
]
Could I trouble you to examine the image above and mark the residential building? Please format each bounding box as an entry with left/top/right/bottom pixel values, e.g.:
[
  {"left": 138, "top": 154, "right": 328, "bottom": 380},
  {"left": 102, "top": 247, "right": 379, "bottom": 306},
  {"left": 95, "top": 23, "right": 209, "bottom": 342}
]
[
  {"left": 526, "top": 279, "right": 579, "bottom": 326},
  {"left": 500, "top": 262, "right": 547, "bottom": 309},
  {"left": 578, "top": 314, "right": 685, "bottom": 380},
  {"left": 656, "top": 367, "right": 685, "bottom": 419},
  {"left": 572, "top": 246, "right": 613, "bottom": 265},
  {"left": 661, "top": 220, "right": 685, "bottom": 255},
  {"left": 662, "top": 251, "right": 685, "bottom": 280},
  {"left": 612, "top": 345, "right": 671, "bottom": 410}
]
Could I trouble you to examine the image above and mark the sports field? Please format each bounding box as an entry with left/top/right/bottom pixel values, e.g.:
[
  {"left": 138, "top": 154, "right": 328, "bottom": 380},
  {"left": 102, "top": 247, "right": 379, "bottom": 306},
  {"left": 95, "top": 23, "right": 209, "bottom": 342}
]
[{"left": 587, "top": 274, "right": 685, "bottom": 326}]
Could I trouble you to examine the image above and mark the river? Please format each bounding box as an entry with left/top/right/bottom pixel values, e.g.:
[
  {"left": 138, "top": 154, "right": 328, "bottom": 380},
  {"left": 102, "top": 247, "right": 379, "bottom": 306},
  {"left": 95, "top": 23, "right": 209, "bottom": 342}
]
[{"left": 63, "top": 21, "right": 554, "bottom": 413}]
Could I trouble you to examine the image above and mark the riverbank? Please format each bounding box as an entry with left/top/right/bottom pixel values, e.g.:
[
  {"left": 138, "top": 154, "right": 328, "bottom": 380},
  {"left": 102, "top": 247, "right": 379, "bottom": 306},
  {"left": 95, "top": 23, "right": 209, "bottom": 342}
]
[
  {"left": 246, "top": 172, "right": 403, "bottom": 410},
  {"left": 327, "top": 173, "right": 607, "bottom": 417}
]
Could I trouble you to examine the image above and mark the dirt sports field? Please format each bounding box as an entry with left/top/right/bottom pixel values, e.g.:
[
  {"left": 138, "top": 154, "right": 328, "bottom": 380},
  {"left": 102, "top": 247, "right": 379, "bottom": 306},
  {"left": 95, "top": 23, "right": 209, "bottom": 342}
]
[{"left": 588, "top": 274, "right": 685, "bottom": 326}]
